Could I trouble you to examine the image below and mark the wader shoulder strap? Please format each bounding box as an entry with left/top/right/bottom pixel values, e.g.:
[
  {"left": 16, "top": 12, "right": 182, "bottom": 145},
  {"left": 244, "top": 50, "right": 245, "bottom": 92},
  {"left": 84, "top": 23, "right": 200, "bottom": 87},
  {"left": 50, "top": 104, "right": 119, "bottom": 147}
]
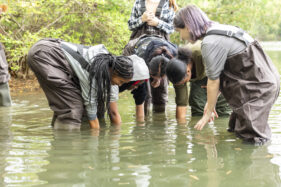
[
  {"left": 155, "top": 0, "right": 165, "bottom": 17},
  {"left": 140, "top": 0, "right": 146, "bottom": 14},
  {"left": 206, "top": 29, "right": 250, "bottom": 46},
  {"left": 61, "top": 42, "right": 90, "bottom": 72}
]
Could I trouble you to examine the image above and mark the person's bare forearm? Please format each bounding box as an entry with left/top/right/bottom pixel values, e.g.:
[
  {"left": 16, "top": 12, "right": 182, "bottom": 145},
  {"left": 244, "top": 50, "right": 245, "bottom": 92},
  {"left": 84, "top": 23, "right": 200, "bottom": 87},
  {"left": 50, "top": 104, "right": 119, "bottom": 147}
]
[
  {"left": 89, "top": 118, "right": 100, "bottom": 129},
  {"left": 136, "top": 104, "right": 145, "bottom": 122},
  {"left": 109, "top": 102, "right": 121, "bottom": 125},
  {"left": 206, "top": 79, "right": 220, "bottom": 114},
  {"left": 176, "top": 106, "right": 187, "bottom": 123},
  {"left": 194, "top": 78, "right": 220, "bottom": 130}
]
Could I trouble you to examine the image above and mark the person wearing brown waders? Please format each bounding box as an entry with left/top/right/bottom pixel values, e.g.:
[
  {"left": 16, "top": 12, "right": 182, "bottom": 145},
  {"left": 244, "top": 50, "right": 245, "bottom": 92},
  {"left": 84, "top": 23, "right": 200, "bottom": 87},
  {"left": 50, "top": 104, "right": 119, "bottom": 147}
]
[
  {"left": 124, "top": 0, "right": 178, "bottom": 114},
  {"left": 0, "top": 5, "right": 12, "bottom": 107},
  {"left": 27, "top": 39, "right": 134, "bottom": 130},
  {"left": 167, "top": 5, "right": 280, "bottom": 143}
]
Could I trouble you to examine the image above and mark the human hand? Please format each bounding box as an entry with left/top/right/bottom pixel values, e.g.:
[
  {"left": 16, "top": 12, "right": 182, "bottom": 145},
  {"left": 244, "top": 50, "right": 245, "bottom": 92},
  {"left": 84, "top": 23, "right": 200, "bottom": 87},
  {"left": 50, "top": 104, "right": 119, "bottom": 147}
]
[
  {"left": 194, "top": 103, "right": 218, "bottom": 130},
  {"left": 151, "top": 78, "right": 161, "bottom": 88},
  {"left": 142, "top": 11, "right": 154, "bottom": 22},
  {"left": 203, "top": 103, "right": 218, "bottom": 122},
  {"left": 147, "top": 16, "right": 159, "bottom": 27}
]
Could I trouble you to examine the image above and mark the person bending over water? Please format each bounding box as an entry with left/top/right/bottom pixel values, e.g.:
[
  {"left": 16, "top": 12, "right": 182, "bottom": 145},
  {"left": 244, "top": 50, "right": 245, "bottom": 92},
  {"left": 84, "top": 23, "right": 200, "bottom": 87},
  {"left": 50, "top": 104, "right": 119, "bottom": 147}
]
[
  {"left": 27, "top": 38, "right": 134, "bottom": 130},
  {"left": 166, "top": 5, "right": 280, "bottom": 143}
]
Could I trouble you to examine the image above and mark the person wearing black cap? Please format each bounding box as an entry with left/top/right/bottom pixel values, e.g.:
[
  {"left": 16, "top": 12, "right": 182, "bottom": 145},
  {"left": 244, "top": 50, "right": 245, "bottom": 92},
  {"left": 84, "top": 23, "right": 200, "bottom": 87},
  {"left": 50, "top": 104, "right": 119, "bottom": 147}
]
[{"left": 169, "top": 42, "right": 231, "bottom": 121}]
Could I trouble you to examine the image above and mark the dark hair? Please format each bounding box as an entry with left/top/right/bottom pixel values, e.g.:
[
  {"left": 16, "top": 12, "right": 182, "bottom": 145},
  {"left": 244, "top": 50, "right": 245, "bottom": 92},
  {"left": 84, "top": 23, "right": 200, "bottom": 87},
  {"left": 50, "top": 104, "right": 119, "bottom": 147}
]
[
  {"left": 174, "top": 5, "right": 213, "bottom": 42},
  {"left": 88, "top": 53, "right": 133, "bottom": 118},
  {"left": 166, "top": 59, "right": 187, "bottom": 84},
  {"left": 145, "top": 45, "right": 176, "bottom": 78},
  {"left": 149, "top": 56, "right": 170, "bottom": 77},
  {"left": 144, "top": 45, "right": 174, "bottom": 64},
  {"left": 177, "top": 47, "right": 192, "bottom": 63},
  {"left": 166, "top": 47, "right": 192, "bottom": 84}
]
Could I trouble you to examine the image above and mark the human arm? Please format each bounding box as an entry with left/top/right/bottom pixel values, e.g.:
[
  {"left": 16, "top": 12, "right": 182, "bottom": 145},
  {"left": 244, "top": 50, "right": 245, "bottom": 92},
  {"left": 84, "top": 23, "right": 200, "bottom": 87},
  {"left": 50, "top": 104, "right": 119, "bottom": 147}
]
[
  {"left": 147, "top": 5, "right": 175, "bottom": 34},
  {"left": 109, "top": 101, "right": 121, "bottom": 125},
  {"left": 174, "top": 83, "right": 188, "bottom": 123},
  {"left": 132, "top": 82, "right": 146, "bottom": 122},
  {"left": 89, "top": 118, "right": 100, "bottom": 129},
  {"left": 136, "top": 103, "right": 145, "bottom": 122},
  {"left": 194, "top": 78, "right": 220, "bottom": 130},
  {"left": 176, "top": 106, "right": 187, "bottom": 123},
  {"left": 128, "top": 0, "right": 146, "bottom": 30}
]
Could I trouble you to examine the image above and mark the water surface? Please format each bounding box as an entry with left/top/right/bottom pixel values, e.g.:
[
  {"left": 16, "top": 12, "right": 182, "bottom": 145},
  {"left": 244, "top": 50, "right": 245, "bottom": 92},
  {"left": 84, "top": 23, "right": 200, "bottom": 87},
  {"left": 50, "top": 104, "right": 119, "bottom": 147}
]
[{"left": 0, "top": 50, "right": 281, "bottom": 186}]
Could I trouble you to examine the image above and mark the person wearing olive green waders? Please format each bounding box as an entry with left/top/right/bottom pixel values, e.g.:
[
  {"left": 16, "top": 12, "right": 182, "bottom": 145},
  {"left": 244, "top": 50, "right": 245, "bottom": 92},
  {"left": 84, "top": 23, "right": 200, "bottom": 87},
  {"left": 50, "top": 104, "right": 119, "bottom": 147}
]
[{"left": 173, "top": 41, "right": 231, "bottom": 118}]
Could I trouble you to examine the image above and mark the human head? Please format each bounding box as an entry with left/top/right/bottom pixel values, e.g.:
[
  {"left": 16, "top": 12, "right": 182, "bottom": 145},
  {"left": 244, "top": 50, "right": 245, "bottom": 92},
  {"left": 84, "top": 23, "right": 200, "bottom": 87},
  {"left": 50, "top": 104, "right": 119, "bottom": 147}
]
[
  {"left": 149, "top": 55, "right": 170, "bottom": 88},
  {"left": 174, "top": 5, "right": 212, "bottom": 43},
  {"left": 125, "top": 54, "right": 149, "bottom": 90},
  {"left": 166, "top": 47, "right": 192, "bottom": 85},
  {"left": 144, "top": 40, "right": 177, "bottom": 88},
  {"left": 88, "top": 53, "right": 134, "bottom": 117},
  {"left": 129, "top": 55, "right": 149, "bottom": 82}
]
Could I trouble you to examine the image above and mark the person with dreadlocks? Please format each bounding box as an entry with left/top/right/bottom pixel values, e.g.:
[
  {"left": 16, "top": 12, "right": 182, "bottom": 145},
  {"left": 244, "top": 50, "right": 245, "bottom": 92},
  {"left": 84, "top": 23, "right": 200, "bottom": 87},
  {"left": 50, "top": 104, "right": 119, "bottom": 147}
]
[
  {"left": 0, "top": 4, "right": 12, "bottom": 107},
  {"left": 27, "top": 38, "right": 134, "bottom": 130}
]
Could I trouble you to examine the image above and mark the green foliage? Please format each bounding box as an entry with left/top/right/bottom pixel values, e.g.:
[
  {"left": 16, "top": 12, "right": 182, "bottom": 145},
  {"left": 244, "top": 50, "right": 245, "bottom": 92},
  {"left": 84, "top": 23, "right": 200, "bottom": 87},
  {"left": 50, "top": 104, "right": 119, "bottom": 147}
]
[
  {"left": 0, "top": 0, "right": 134, "bottom": 74},
  {"left": 0, "top": 0, "right": 280, "bottom": 75},
  {"left": 174, "top": 0, "right": 281, "bottom": 41}
]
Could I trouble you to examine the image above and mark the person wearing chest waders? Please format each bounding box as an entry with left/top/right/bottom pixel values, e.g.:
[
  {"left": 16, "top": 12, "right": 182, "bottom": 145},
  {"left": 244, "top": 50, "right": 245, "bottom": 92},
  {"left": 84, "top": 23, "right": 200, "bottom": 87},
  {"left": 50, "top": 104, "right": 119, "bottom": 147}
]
[
  {"left": 27, "top": 38, "right": 134, "bottom": 130},
  {"left": 167, "top": 5, "right": 280, "bottom": 143},
  {"left": 0, "top": 4, "right": 12, "bottom": 107},
  {"left": 169, "top": 42, "right": 232, "bottom": 122}
]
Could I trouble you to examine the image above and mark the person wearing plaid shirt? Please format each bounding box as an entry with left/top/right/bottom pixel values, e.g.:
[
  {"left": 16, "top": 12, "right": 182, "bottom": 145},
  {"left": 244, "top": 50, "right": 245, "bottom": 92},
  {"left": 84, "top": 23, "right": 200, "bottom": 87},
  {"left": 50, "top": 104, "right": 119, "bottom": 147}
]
[{"left": 128, "top": 0, "right": 178, "bottom": 40}]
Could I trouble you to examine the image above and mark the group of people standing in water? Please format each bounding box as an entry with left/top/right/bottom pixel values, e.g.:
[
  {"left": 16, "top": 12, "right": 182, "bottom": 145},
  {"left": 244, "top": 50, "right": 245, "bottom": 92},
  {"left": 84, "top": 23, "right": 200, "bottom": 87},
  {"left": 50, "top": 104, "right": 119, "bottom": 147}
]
[{"left": 1, "top": 1, "right": 280, "bottom": 144}]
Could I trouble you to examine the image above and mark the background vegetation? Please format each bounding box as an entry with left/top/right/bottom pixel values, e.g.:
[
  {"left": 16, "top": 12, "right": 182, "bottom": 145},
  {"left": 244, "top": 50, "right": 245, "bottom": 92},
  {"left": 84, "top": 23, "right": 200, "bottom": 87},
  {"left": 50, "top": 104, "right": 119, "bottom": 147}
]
[{"left": 1, "top": 0, "right": 281, "bottom": 78}]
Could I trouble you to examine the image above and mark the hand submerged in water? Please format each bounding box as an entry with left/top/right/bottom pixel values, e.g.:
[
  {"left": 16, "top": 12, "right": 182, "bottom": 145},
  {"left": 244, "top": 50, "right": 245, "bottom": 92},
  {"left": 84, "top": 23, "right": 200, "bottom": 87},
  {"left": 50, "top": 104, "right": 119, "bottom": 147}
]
[{"left": 194, "top": 103, "right": 218, "bottom": 130}]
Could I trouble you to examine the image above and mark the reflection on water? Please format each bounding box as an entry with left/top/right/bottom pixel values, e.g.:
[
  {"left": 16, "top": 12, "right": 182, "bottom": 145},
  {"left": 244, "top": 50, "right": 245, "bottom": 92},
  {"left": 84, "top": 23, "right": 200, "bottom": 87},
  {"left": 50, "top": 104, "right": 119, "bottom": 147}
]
[{"left": 0, "top": 50, "right": 281, "bottom": 186}]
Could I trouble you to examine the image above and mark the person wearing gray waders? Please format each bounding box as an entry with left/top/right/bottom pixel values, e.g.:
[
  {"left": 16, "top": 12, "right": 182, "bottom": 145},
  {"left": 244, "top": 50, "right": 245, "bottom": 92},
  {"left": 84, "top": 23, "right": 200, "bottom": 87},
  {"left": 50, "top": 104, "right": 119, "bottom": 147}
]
[
  {"left": 167, "top": 5, "right": 280, "bottom": 143},
  {"left": 0, "top": 5, "right": 12, "bottom": 107},
  {"left": 27, "top": 38, "right": 134, "bottom": 130},
  {"left": 0, "top": 43, "right": 12, "bottom": 107}
]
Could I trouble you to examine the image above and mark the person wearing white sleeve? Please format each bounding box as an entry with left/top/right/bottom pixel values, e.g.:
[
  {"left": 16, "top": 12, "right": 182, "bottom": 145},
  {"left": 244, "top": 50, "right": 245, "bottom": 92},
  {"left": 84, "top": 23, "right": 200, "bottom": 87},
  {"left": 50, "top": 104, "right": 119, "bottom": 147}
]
[{"left": 27, "top": 38, "right": 134, "bottom": 130}]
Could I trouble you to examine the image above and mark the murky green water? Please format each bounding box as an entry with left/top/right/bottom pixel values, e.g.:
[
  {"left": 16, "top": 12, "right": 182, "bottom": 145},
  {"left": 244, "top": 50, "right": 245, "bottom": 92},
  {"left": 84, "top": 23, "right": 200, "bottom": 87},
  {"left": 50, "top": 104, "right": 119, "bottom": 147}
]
[{"left": 1, "top": 50, "right": 281, "bottom": 187}]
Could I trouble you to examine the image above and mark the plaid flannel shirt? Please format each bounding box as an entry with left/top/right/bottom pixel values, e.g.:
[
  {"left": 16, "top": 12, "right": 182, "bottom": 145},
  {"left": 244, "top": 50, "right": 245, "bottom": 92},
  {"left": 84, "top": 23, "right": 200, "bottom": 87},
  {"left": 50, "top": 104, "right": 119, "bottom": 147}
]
[{"left": 128, "top": 0, "right": 175, "bottom": 34}]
